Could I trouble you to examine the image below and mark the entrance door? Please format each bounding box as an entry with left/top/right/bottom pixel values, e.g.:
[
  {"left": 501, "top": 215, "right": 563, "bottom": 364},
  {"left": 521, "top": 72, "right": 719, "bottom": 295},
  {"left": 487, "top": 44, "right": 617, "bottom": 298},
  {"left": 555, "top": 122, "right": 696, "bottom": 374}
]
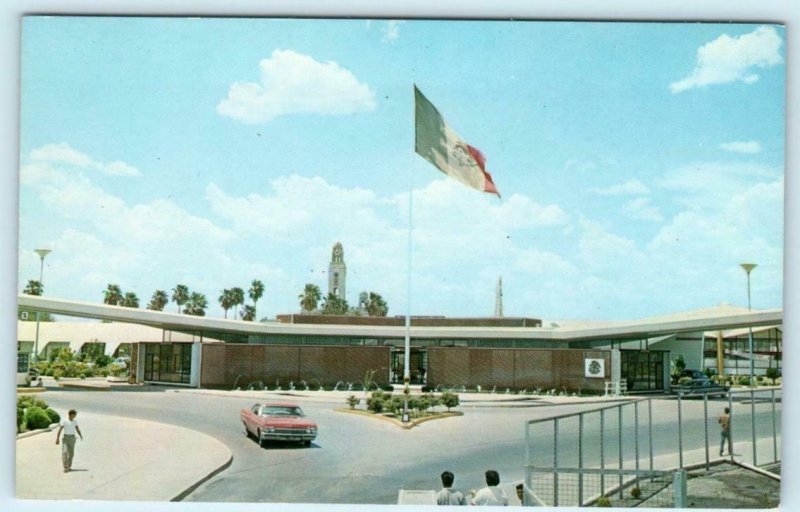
[
  {"left": 390, "top": 349, "right": 427, "bottom": 385},
  {"left": 621, "top": 350, "right": 666, "bottom": 392}
]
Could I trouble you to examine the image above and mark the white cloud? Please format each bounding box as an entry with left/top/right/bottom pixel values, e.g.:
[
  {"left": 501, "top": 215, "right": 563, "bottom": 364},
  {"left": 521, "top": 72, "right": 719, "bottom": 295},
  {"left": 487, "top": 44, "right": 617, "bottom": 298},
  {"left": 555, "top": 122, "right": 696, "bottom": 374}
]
[
  {"left": 622, "top": 197, "right": 663, "bottom": 222},
  {"left": 382, "top": 21, "right": 405, "bottom": 42},
  {"left": 590, "top": 179, "right": 650, "bottom": 196},
  {"left": 216, "top": 49, "right": 376, "bottom": 123},
  {"left": 29, "top": 142, "right": 141, "bottom": 177},
  {"left": 670, "top": 26, "right": 783, "bottom": 93},
  {"left": 720, "top": 141, "right": 762, "bottom": 154},
  {"left": 564, "top": 159, "right": 597, "bottom": 173}
]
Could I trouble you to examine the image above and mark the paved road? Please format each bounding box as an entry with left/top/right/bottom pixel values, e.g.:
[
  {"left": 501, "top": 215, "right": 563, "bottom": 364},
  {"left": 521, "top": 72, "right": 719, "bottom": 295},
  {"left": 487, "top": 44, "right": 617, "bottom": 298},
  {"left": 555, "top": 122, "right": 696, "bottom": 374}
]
[{"left": 39, "top": 386, "right": 780, "bottom": 505}]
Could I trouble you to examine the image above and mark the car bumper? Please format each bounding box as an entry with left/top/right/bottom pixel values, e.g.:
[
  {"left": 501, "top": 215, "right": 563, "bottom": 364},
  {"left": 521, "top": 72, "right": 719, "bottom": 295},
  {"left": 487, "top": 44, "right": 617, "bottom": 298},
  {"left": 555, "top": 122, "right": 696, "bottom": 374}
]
[{"left": 260, "top": 432, "right": 317, "bottom": 442}]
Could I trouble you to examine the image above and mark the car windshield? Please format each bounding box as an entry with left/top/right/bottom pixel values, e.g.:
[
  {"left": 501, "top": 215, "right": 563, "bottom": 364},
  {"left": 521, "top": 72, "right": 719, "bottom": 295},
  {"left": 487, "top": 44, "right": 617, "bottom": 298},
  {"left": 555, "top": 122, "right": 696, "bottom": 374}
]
[{"left": 260, "top": 406, "right": 304, "bottom": 417}]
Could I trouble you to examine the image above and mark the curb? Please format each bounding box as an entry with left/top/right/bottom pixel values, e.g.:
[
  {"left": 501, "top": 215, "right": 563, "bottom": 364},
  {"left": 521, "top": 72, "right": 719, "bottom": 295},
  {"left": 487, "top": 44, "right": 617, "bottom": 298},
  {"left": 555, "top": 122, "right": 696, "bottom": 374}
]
[
  {"left": 334, "top": 408, "right": 464, "bottom": 429},
  {"left": 171, "top": 450, "right": 234, "bottom": 502},
  {"left": 16, "top": 423, "right": 58, "bottom": 440}
]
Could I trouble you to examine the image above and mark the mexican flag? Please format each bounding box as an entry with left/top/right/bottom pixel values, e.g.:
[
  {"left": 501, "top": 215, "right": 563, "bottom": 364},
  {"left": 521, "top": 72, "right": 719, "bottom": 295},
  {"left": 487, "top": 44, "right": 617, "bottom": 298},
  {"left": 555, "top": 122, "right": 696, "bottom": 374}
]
[{"left": 414, "top": 85, "right": 500, "bottom": 197}]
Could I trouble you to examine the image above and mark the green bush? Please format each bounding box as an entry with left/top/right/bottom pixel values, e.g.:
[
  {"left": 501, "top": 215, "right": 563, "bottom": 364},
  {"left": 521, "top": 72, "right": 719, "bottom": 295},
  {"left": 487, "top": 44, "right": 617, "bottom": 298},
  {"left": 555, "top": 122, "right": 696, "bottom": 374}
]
[
  {"left": 630, "top": 486, "right": 642, "bottom": 499},
  {"left": 595, "top": 496, "right": 612, "bottom": 507},
  {"left": 738, "top": 375, "right": 752, "bottom": 386},
  {"left": 25, "top": 406, "right": 52, "bottom": 430},
  {"left": 17, "top": 406, "right": 25, "bottom": 433},
  {"left": 366, "top": 395, "right": 385, "bottom": 413},
  {"left": 441, "top": 392, "right": 460, "bottom": 411},
  {"left": 94, "top": 354, "right": 113, "bottom": 367},
  {"left": 18, "top": 395, "right": 48, "bottom": 410},
  {"left": 346, "top": 395, "right": 359, "bottom": 409},
  {"left": 766, "top": 367, "right": 781, "bottom": 385},
  {"left": 387, "top": 395, "right": 404, "bottom": 415},
  {"left": 45, "top": 407, "right": 61, "bottom": 424}
]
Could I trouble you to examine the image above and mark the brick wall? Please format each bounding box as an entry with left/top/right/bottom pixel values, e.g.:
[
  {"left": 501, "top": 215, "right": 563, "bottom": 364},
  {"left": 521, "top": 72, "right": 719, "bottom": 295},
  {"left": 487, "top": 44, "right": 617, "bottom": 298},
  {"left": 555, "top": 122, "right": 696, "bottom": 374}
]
[
  {"left": 199, "top": 344, "right": 391, "bottom": 388},
  {"left": 427, "top": 347, "right": 610, "bottom": 392}
]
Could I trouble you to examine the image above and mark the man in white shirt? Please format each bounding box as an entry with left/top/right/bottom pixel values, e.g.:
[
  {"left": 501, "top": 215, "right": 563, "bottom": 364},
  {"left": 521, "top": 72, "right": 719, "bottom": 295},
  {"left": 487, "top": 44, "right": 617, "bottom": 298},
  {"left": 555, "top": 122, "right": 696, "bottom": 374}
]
[
  {"left": 470, "top": 470, "right": 508, "bottom": 506},
  {"left": 436, "top": 470, "right": 466, "bottom": 505},
  {"left": 55, "top": 409, "right": 83, "bottom": 472}
]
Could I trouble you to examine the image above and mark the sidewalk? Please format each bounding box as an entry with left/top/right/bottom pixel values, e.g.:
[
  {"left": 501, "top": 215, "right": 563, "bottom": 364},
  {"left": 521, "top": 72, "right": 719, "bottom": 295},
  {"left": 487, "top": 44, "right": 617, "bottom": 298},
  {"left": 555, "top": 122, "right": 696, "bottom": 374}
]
[{"left": 16, "top": 412, "right": 231, "bottom": 501}]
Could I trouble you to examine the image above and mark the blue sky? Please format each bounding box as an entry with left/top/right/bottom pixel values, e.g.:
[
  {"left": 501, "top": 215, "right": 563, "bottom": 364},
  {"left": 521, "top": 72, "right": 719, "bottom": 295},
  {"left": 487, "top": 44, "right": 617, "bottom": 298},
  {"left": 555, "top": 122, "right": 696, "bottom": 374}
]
[{"left": 18, "top": 17, "right": 785, "bottom": 321}]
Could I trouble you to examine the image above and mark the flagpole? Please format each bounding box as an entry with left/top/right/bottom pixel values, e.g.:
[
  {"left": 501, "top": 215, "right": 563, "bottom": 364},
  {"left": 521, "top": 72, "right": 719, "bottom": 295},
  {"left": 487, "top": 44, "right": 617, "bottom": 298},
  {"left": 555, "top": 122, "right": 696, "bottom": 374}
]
[{"left": 403, "top": 84, "right": 415, "bottom": 423}]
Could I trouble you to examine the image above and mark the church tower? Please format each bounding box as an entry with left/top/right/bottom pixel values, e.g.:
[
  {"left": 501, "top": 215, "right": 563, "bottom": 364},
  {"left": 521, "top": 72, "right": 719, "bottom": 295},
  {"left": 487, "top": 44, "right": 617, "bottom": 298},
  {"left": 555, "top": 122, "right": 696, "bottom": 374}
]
[{"left": 328, "top": 242, "right": 347, "bottom": 300}]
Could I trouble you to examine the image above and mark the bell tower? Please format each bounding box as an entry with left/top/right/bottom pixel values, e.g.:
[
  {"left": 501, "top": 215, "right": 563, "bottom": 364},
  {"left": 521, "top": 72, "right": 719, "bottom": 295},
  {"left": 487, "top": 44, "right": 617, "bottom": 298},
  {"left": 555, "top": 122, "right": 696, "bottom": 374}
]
[{"left": 328, "top": 242, "right": 347, "bottom": 300}]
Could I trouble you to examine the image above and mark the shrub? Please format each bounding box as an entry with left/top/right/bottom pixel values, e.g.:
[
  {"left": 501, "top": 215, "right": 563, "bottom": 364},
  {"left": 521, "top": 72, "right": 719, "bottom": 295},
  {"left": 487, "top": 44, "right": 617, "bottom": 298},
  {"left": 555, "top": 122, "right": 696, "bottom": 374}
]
[
  {"left": 346, "top": 395, "right": 359, "bottom": 410},
  {"left": 766, "top": 367, "right": 781, "bottom": 385},
  {"left": 678, "top": 376, "right": 692, "bottom": 386},
  {"left": 45, "top": 408, "right": 61, "bottom": 424},
  {"left": 18, "top": 395, "right": 48, "bottom": 410},
  {"left": 630, "top": 486, "right": 642, "bottom": 499},
  {"left": 595, "top": 496, "right": 612, "bottom": 507},
  {"left": 17, "top": 405, "right": 24, "bottom": 432},
  {"left": 94, "top": 354, "right": 113, "bottom": 367},
  {"left": 387, "top": 395, "right": 404, "bottom": 415},
  {"left": 25, "top": 406, "right": 52, "bottom": 430},
  {"left": 366, "top": 395, "right": 384, "bottom": 413},
  {"left": 108, "top": 363, "right": 127, "bottom": 377},
  {"left": 738, "top": 375, "right": 752, "bottom": 386},
  {"left": 407, "top": 396, "right": 421, "bottom": 413},
  {"left": 441, "top": 392, "right": 460, "bottom": 412}
]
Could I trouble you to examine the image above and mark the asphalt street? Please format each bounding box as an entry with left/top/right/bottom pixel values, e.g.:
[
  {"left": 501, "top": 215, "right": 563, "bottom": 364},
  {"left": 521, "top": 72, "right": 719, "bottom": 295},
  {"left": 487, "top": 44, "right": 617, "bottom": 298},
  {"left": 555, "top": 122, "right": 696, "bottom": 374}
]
[{"left": 39, "top": 386, "right": 781, "bottom": 505}]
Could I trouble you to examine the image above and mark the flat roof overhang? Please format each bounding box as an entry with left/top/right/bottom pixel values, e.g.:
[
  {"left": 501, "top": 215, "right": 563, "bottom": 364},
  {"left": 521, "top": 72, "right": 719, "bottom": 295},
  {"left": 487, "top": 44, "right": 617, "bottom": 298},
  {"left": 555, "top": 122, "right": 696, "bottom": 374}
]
[{"left": 18, "top": 295, "right": 782, "bottom": 344}]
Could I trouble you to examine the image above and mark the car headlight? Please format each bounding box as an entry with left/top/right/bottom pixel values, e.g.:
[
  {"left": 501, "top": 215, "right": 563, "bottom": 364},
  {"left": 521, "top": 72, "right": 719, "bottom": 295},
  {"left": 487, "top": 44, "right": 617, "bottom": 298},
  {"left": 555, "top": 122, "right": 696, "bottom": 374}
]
[
  {"left": 307, "top": 428, "right": 317, "bottom": 434},
  {"left": 266, "top": 427, "right": 275, "bottom": 432}
]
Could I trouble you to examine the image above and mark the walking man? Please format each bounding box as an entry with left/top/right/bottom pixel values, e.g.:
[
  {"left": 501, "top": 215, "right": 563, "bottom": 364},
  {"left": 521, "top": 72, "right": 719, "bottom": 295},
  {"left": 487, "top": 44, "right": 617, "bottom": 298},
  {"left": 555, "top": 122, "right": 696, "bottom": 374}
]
[
  {"left": 718, "top": 406, "right": 732, "bottom": 456},
  {"left": 55, "top": 409, "right": 83, "bottom": 472}
]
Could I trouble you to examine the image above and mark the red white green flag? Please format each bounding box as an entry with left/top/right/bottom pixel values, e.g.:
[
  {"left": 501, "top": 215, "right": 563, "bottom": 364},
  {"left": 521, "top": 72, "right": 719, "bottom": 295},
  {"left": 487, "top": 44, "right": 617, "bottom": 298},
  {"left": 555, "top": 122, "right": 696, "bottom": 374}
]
[{"left": 414, "top": 85, "right": 500, "bottom": 197}]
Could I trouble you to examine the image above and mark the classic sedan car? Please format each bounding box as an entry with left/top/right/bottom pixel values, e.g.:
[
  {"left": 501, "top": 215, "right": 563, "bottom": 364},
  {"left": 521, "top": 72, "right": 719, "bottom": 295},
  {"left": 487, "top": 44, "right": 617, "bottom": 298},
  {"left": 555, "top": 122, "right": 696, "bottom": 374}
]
[
  {"left": 241, "top": 403, "right": 318, "bottom": 447},
  {"left": 671, "top": 377, "right": 730, "bottom": 398}
]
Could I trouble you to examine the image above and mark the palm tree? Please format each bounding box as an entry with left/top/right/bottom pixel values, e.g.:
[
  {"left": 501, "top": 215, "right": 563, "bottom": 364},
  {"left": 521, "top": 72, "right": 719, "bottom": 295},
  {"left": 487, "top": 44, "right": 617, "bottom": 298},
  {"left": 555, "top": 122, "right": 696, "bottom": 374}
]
[
  {"left": 240, "top": 304, "right": 256, "bottom": 321},
  {"left": 218, "top": 288, "right": 234, "bottom": 319},
  {"left": 230, "top": 287, "right": 245, "bottom": 319},
  {"left": 321, "top": 293, "right": 348, "bottom": 315},
  {"left": 366, "top": 292, "right": 389, "bottom": 317},
  {"left": 147, "top": 290, "right": 169, "bottom": 311},
  {"left": 103, "top": 284, "right": 123, "bottom": 306},
  {"left": 298, "top": 283, "right": 322, "bottom": 313},
  {"left": 184, "top": 292, "right": 208, "bottom": 316},
  {"left": 121, "top": 292, "right": 140, "bottom": 308},
  {"left": 249, "top": 279, "right": 265, "bottom": 318},
  {"left": 172, "top": 284, "right": 189, "bottom": 314},
  {"left": 23, "top": 279, "right": 43, "bottom": 296}
]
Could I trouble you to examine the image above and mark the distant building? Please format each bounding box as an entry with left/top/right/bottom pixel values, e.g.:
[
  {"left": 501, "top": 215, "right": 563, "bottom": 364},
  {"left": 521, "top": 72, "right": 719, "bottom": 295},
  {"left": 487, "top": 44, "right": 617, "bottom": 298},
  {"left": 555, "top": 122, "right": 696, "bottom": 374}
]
[{"left": 328, "top": 242, "right": 346, "bottom": 301}]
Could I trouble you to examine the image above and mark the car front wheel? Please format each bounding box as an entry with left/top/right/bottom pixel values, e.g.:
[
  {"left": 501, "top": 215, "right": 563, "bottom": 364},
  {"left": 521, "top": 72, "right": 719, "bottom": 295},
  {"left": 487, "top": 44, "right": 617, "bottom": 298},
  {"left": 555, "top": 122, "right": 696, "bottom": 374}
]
[{"left": 257, "top": 429, "right": 265, "bottom": 447}]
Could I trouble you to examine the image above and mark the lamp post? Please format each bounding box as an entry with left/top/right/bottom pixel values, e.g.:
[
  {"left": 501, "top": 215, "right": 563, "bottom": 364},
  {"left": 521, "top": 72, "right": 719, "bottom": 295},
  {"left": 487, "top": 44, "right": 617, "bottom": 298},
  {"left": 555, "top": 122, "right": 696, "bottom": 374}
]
[
  {"left": 33, "top": 249, "right": 52, "bottom": 362},
  {"left": 740, "top": 263, "right": 756, "bottom": 386}
]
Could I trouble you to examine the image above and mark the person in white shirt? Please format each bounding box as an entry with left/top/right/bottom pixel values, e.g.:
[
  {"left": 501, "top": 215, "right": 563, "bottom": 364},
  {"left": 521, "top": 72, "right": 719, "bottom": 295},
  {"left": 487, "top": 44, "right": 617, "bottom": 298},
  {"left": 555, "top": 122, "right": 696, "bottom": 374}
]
[
  {"left": 55, "top": 409, "right": 83, "bottom": 472},
  {"left": 436, "top": 470, "right": 467, "bottom": 505},
  {"left": 470, "top": 470, "right": 508, "bottom": 506}
]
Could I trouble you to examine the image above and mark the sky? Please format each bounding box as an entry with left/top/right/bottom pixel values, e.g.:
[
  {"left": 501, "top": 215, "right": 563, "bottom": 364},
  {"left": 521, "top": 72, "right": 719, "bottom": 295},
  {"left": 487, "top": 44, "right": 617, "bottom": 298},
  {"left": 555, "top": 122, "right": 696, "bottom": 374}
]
[{"left": 17, "top": 17, "right": 785, "bottom": 322}]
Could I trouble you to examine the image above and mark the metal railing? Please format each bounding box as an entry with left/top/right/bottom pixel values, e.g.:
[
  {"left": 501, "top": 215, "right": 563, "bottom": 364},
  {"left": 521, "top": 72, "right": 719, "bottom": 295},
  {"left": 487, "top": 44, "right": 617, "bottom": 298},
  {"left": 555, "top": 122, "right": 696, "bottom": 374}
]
[{"left": 523, "top": 387, "right": 781, "bottom": 506}]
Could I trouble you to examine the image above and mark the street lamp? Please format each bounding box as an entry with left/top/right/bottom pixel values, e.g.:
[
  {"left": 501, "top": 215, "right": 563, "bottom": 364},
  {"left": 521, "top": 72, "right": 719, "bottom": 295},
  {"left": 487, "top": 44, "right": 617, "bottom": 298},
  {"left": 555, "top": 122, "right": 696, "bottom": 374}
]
[
  {"left": 740, "top": 263, "right": 756, "bottom": 386},
  {"left": 33, "top": 248, "right": 52, "bottom": 361}
]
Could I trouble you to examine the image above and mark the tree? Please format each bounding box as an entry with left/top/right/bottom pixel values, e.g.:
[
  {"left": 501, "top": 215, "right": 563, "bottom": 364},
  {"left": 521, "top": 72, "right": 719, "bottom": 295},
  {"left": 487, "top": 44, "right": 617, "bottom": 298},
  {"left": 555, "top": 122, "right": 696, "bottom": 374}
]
[
  {"left": 103, "top": 284, "right": 123, "bottom": 306},
  {"left": 249, "top": 279, "right": 265, "bottom": 318},
  {"left": 240, "top": 304, "right": 256, "bottom": 321},
  {"left": 299, "top": 283, "right": 322, "bottom": 313},
  {"left": 146, "top": 290, "right": 169, "bottom": 311},
  {"left": 218, "top": 288, "right": 234, "bottom": 318},
  {"left": 230, "top": 287, "right": 245, "bottom": 319},
  {"left": 21, "top": 279, "right": 54, "bottom": 320},
  {"left": 321, "top": 293, "right": 348, "bottom": 315},
  {"left": 365, "top": 292, "right": 389, "bottom": 317},
  {"left": 172, "top": 284, "right": 189, "bottom": 314},
  {"left": 23, "top": 280, "right": 43, "bottom": 296},
  {"left": 184, "top": 292, "right": 208, "bottom": 316},
  {"left": 121, "top": 292, "right": 140, "bottom": 308}
]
